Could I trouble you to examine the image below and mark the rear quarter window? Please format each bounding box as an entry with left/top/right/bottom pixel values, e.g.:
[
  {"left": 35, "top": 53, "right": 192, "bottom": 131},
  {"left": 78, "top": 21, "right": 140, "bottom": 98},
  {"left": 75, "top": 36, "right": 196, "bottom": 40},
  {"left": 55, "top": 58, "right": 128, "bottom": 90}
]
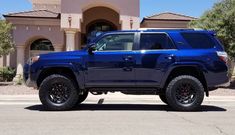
[{"left": 181, "top": 33, "right": 216, "bottom": 49}]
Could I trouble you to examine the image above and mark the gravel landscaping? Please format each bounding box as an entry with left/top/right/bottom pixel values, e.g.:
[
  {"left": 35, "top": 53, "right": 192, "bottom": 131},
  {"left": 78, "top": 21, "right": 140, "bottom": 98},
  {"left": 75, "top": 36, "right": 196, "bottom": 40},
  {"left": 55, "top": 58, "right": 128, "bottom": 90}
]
[
  {"left": 0, "top": 84, "right": 235, "bottom": 96},
  {"left": 0, "top": 85, "right": 38, "bottom": 95},
  {"left": 210, "top": 87, "right": 235, "bottom": 96}
]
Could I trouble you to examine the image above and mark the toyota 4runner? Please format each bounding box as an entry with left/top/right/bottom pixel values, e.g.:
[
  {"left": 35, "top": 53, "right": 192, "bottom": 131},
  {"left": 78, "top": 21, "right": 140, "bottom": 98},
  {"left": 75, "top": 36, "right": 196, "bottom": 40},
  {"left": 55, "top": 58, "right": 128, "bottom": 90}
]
[{"left": 24, "top": 29, "right": 230, "bottom": 111}]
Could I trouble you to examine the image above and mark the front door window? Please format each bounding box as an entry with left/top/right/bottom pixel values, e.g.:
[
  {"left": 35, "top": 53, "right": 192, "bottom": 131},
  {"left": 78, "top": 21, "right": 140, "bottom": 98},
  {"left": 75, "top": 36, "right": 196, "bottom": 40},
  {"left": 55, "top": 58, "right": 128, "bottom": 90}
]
[{"left": 95, "top": 34, "right": 135, "bottom": 51}]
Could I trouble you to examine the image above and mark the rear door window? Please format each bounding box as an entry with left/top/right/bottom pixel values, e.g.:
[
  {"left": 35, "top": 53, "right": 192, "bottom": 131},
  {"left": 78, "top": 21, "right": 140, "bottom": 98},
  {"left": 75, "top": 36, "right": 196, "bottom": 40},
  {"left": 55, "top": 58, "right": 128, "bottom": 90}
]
[
  {"left": 140, "top": 33, "right": 175, "bottom": 50},
  {"left": 181, "top": 33, "right": 216, "bottom": 49}
]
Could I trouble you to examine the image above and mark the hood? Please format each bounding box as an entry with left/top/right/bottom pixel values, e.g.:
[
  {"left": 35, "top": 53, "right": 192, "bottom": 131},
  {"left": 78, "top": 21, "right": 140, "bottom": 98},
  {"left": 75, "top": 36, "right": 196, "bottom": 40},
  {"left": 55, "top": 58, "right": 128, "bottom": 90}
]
[{"left": 39, "top": 50, "right": 87, "bottom": 60}]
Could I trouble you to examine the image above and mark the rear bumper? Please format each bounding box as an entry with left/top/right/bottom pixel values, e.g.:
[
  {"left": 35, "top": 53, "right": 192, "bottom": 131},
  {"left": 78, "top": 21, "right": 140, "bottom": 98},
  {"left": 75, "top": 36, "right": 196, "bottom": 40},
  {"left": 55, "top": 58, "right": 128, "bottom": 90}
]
[
  {"left": 206, "top": 71, "right": 230, "bottom": 89},
  {"left": 215, "top": 81, "right": 231, "bottom": 88},
  {"left": 208, "top": 80, "right": 230, "bottom": 92}
]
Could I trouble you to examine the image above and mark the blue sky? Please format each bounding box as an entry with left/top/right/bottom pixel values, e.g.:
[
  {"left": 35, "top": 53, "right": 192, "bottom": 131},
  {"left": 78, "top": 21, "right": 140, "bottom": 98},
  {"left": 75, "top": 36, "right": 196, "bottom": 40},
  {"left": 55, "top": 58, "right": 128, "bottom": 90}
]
[{"left": 0, "top": 0, "right": 219, "bottom": 19}]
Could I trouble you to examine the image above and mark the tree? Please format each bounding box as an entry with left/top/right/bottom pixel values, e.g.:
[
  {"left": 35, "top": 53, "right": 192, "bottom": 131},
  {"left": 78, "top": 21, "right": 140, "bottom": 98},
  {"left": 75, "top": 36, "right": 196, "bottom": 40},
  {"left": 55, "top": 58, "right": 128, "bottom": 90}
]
[
  {"left": 189, "top": 0, "right": 235, "bottom": 56},
  {"left": 0, "top": 20, "right": 14, "bottom": 57}
]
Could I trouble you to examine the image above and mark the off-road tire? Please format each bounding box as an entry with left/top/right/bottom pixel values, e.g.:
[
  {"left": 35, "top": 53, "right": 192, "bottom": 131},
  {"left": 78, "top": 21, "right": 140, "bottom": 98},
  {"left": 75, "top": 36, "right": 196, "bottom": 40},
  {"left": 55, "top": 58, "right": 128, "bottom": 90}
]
[
  {"left": 39, "top": 74, "right": 79, "bottom": 111},
  {"left": 166, "top": 75, "right": 204, "bottom": 111}
]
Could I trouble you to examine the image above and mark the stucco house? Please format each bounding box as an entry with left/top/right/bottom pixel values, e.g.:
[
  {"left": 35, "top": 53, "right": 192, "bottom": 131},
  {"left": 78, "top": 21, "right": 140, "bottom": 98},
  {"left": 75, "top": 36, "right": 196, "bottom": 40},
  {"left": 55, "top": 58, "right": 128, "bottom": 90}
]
[
  {"left": 1, "top": 0, "right": 196, "bottom": 81},
  {"left": 141, "top": 12, "right": 196, "bottom": 28}
]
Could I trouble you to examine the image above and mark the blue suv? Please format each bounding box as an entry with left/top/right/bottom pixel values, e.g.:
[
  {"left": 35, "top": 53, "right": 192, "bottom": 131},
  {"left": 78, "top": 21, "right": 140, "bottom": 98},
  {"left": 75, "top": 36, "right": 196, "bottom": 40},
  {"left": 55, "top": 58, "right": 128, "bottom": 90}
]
[{"left": 24, "top": 29, "right": 230, "bottom": 111}]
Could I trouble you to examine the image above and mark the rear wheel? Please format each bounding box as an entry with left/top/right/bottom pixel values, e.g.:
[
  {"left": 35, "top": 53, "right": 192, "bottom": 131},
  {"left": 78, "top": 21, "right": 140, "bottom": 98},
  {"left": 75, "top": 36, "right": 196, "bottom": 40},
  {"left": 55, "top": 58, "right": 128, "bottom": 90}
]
[
  {"left": 166, "top": 75, "right": 204, "bottom": 111},
  {"left": 39, "top": 74, "right": 79, "bottom": 111}
]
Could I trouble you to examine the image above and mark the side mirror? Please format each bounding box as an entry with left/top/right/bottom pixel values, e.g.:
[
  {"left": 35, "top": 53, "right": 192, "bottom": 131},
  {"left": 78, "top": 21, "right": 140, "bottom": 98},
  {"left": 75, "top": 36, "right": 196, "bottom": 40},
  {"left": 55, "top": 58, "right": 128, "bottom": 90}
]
[{"left": 88, "top": 46, "right": 96, "bottom": 55}]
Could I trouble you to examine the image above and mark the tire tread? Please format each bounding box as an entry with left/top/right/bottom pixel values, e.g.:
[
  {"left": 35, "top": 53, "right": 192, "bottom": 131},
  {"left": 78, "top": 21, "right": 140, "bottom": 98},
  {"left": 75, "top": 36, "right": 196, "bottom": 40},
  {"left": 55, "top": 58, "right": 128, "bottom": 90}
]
[
  {"left": 39, "top": 74, "right": 78, "bottom": 111},
  {"left": 166, "top": 75, "right": 204, "bottom": 111}
]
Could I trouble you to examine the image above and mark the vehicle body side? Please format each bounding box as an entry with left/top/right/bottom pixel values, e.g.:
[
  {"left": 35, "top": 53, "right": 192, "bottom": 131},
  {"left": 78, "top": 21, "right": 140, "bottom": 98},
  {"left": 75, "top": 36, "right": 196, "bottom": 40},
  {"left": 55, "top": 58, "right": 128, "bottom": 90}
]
[{"left": 24, "top": 30, "right": 229, "bottom": 95}]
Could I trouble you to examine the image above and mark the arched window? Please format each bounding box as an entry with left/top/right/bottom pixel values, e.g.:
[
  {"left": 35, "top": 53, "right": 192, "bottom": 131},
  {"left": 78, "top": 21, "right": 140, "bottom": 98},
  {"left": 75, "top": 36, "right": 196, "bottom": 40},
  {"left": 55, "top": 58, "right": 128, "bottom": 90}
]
[
  {"left": 30, "top": 39, "right": 54, "bottom": 51},
  {"left": 86, "top": 20, "right": 117, "bottom": 43},
  {"left": 29, "top": 38, "right": 55, "bottom": 58},
  {"left": 87, "top": 21, "right": 116, "bottom": 34}
]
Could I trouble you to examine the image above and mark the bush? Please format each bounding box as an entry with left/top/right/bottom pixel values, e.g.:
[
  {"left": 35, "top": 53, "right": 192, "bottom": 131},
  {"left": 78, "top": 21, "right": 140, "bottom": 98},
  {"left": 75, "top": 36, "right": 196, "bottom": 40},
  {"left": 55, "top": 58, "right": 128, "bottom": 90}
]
[
  {"left": 0, "top": 20, "right": 15, "bottom": 57},
  {"left": 0, "top": 67, "right": 16, "bottom": 82}
]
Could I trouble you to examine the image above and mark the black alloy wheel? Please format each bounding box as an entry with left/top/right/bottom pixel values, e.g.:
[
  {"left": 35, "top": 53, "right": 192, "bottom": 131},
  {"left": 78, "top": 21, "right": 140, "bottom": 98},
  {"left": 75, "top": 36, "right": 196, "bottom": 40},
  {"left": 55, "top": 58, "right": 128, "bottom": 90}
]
[
  {"left": 175, "top": 82, "right": 197, "bottom": 105},
  {"left": 48, "top": 82, "right": 71, "bottom": 104},
  {"left": 166, "top": 75, "right": 204, "bottom": 111},
  {"left": 39, "top": 74, "right": 79, "bottom": 111}
]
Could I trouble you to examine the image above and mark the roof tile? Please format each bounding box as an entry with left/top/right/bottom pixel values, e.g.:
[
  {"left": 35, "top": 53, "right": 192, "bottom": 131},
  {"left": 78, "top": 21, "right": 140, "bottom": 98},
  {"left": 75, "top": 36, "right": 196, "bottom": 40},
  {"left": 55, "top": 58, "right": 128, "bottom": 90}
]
[
  {"left": 4, "top": 10, "right": 60, "bottom": 18},
  {"left": 145, "top": 12, "right": 197, "bottom": 21}
]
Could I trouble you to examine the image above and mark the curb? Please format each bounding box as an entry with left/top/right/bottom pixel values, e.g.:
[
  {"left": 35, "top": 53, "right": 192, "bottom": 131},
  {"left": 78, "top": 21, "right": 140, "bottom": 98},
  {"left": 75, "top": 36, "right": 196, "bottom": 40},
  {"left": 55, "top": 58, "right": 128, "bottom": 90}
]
[
  {"left": 1, "top": 95, "right": 235, "bottom": 102},
  {"left": 0, "top": 82, "right": 14, "bottom": 86}
]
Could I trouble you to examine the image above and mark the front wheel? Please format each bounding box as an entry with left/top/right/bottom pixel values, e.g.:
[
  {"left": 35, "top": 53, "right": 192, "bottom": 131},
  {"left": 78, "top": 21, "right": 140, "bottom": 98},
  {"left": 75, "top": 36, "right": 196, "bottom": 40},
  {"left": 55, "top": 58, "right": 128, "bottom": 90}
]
[
  {"left": 166, "top": 75, "right": 204, "bottom": 111},
  {"left": 39, "top": 74, "right": 79, "bottom": 111}
]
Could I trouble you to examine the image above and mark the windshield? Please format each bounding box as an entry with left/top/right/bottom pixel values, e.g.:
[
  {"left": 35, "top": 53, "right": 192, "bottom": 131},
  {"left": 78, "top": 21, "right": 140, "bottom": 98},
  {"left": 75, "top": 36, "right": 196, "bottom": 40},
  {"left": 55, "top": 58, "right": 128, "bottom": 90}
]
[{"left": 84, "top": 32, "right": 105, "bottom": 50}]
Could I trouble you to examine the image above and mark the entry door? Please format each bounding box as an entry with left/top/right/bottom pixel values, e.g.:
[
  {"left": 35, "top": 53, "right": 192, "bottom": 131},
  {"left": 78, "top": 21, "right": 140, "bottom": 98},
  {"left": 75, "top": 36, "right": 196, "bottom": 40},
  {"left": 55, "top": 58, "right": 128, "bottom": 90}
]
[
  {"left": 135, "top": 33, "right": 176, "bottom": 87},
  {"left": 85, "top": 33, "right": 136, "bottom": 87}
]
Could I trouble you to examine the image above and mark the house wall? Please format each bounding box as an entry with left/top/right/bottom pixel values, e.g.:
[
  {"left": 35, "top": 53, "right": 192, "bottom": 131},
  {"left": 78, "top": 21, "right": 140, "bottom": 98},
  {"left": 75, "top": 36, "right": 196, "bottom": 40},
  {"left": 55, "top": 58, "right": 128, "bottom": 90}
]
[
  {"left": 5, "top": 18, "right": 64, "bottom": 67},
  {"left": 61, "top": 0, "right": 139, "bottom": 16},
  {"left": 60, "top": 0, "right": 140, "bottom": 30},
  {"left": 33, "top": 4, "right": 61, "bottom": 13},
  {"left": 30, "top": 0, "right": 61, "bottom": 12},
  {"left": 141, "top": 20, "right": 191, "bottom": 28}
]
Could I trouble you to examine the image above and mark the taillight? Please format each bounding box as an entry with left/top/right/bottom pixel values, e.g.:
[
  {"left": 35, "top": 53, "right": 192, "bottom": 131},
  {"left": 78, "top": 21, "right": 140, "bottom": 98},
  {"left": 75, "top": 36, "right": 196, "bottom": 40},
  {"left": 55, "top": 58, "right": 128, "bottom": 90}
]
[{"left": 217, "top": 51, "right": 228, "bottom": 63}]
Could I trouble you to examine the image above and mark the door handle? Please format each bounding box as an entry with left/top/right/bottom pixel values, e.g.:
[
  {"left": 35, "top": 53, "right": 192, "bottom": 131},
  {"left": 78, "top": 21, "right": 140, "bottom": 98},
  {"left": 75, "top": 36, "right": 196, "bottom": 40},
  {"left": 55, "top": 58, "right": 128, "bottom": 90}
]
[
  {"left": 165, "top": 55, "right": 175, "bottom": 60},
  {"left": 123, "top": 56, "right": 133, "bottom": 61},
  {"left": 123, "top": 56, "right": 134, "bottom": 72},
  {"left": 165, "top": 55, "right": 175, "bottom": 62}
]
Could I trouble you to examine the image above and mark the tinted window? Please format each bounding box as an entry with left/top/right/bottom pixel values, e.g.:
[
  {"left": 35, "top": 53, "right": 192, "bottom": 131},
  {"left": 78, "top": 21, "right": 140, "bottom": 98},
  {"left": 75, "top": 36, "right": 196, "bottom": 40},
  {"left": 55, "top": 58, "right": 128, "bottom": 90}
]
[
  {"left": 140, "top": 33, "right": 174, "bottom": 50},
  {"left": 181, "top": 33, "right": 215, "bottom": 49},
  {"left": 95, "top": 34, "right": 134, "bottom": 51}
]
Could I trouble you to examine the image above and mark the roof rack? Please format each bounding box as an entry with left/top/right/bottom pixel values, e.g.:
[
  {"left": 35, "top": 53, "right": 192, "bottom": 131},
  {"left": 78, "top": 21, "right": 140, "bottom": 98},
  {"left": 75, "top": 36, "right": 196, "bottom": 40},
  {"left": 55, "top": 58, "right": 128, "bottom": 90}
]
[{"left": 138, "top": 28, "right": 202, "bottom": 31}]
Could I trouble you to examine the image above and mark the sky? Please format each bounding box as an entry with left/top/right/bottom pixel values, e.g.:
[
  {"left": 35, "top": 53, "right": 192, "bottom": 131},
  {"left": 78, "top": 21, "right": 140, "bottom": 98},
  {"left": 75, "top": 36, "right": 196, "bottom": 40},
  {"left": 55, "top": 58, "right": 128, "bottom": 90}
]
[{"left": 0, "top": 0, "right": 220, "bottom": 19}]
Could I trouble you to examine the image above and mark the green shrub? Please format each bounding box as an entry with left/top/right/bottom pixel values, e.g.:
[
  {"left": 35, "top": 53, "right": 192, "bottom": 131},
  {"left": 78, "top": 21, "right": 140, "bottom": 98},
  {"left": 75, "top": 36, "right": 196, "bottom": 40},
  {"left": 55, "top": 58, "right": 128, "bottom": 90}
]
[{"left": 0, "top": 67, "right": 16, "bottom": 82}]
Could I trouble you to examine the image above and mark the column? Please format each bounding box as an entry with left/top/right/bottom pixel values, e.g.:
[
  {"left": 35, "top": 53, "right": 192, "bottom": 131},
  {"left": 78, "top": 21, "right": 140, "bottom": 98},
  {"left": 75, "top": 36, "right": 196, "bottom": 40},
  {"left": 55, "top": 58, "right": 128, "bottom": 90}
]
[
  {"left": 120, "top": 15, "right": 131, "bottom": 30},
  {"left": 13, "top": 45, "right": 25, "bottom": 82},
  {"left": 65, "top": 30, "right": 77, "bottom": 51},
  {"left": 120, "top": 15, "right": 140, "bottom": 30},
  {"left": 6, "top": 54, "right": 11, "bottom": 67},
  {"left": 0, "top": 56, "right": 3, "bottom": 67}
]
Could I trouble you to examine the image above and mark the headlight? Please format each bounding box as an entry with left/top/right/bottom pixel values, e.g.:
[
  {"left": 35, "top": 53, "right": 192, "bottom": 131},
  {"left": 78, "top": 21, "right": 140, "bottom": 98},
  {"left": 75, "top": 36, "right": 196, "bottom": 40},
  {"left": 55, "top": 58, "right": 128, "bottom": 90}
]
[{"left": 30, "top": 56, "right": 40, "bottom": 64}]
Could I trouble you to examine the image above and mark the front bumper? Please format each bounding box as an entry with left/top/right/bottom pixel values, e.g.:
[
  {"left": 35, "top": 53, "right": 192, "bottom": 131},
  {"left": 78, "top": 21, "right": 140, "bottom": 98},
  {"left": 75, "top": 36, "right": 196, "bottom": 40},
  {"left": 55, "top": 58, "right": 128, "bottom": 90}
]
[
  {"left": 25, "top": 78, "right": 37, "bottom": 88},
  {"left": 23, "top": 63, "right": 37, "bottom": 88}
]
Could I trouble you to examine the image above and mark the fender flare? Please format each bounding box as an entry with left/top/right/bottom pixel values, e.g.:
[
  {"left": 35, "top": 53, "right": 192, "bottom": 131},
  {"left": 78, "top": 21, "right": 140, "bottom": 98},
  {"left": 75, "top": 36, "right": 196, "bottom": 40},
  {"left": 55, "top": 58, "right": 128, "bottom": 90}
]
[
  {"left": 36, "top": 63, "right": 85, "bottom": 89},
  {"left": 159, "top": 62, "right": 207, "bottom": 88}
]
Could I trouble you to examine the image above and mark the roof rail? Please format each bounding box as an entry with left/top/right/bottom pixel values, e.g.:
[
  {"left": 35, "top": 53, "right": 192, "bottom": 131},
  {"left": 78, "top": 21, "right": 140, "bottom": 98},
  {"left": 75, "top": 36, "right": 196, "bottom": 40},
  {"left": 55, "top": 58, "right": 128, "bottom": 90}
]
[{"left": 138, "top": 28, "right": 197, "bottom": 31}]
